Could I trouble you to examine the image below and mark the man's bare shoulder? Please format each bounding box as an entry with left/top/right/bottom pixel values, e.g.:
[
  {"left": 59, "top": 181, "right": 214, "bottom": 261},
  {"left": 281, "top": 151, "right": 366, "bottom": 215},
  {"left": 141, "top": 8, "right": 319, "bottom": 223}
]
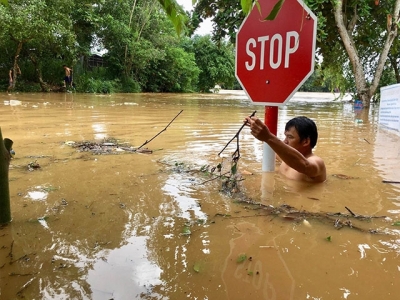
[
  {"left": 279, "top": 154, "right": 326, "bottom": 183},
  {"left": 307, "top": 154, "right": 326, "bottom": 182}
]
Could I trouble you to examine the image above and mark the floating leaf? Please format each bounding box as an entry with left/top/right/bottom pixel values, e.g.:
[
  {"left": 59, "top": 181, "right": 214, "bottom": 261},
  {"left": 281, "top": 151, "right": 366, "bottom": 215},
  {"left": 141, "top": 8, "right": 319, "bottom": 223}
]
[
  {"left": 43, "top": 186, "right": 58, "bottom": 192},
  {"left": 248, "top": 271, "right": 254, "bottom": 276},
  {"left": 181, "top": 226, "right": 191, "bottom": 236},
  {"left": 392, "top": 221, "right": 400, "bottom": 226},
  {"left": 237, "top": 254, "right": 247, "bottom": 263},
  {"left": 325, "top": 236, "right": 332, "bottom": 242},
  {"left": 193, "top": 262, "right": 201, "bottom": 273}
]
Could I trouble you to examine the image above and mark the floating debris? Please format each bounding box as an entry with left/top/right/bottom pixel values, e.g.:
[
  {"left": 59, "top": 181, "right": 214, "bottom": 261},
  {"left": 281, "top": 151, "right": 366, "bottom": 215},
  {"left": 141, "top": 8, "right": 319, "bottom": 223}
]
[
  {"left": 28, "top": 160, "right": 41, "bottom": 171},
  {"left": 332, "top": 174, "right": 359, "bottom": 180},
  {"left": 68, "top": 138, "right": 152, "bottom": 155}
]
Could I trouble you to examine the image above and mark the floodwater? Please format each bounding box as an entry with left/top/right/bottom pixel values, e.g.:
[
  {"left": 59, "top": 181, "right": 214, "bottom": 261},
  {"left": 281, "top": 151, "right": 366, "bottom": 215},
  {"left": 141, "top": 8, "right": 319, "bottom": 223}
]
[{"left": 0, "top": 91, "right": 400, "bottom": 300}]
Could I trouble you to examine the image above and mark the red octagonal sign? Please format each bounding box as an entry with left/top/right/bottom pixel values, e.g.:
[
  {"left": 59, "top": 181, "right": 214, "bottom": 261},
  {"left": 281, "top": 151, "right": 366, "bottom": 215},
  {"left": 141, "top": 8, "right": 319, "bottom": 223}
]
[{"left": 236, "top": 0, "right": 317, "bottom": 106}]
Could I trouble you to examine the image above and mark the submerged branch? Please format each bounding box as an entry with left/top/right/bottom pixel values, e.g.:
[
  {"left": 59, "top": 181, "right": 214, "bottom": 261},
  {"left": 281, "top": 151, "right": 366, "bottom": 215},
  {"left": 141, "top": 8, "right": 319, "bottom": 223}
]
[
  {"left": 16, "top": 277, "right": 36, "bottom": 297},
  {"left": 230, "top": 197, "right": 387, "bottom": 234},
  {"left": 137, "top": 110, "right": 183, "bottom": 150},
  {"left": 382, "top": 180, "right": 400, "bottom": 184},
  {"left": 199, "top": 172, "right": 230, "bottom": 185},
  {"left": 7, "top": 240, "right": 14, "bottom": 261}
]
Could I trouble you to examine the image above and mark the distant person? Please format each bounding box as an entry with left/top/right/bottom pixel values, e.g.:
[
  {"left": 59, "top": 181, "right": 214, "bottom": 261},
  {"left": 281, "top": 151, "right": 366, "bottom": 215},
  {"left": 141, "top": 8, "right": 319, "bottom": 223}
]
[
  {"left": 7, "top": 64, "right": 21, "bottom": 94},
  {"left": 245, "top": 115, "right": 326, "bottom": 183},
  {"left": 63, "top": 65, "right": 73, "bottom": 88}
]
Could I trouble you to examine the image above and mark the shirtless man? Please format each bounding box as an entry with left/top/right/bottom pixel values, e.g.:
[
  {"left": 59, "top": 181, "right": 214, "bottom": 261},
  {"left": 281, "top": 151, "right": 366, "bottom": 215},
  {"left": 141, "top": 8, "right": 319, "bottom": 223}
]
[
  {"left": 245, "top": 115, "right": 326, "bottom": 183},
  {"left": 63, "top": 65, "right": 72, "bottom": 88}
]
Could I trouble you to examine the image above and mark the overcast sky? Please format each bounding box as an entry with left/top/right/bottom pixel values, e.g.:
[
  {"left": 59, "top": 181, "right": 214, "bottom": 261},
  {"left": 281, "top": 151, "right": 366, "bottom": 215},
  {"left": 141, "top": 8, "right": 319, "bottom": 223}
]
[{"left": 177, "top": 0, "right": 213, "bottom": 35}]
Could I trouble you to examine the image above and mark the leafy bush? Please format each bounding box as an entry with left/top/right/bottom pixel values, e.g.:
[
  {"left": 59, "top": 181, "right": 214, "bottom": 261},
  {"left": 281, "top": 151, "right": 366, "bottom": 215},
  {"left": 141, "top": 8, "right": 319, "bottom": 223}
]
[
  {"left": 120, "top": 77, "right": 141, "bottom": 93},
  {"left": 75, "top": 74, "right": 118, "bottom": 94}
]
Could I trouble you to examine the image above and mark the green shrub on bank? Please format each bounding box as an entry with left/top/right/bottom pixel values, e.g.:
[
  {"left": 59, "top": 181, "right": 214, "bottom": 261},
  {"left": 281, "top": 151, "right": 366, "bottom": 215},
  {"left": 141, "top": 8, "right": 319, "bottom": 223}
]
[
  {"left": 75, "top": 74, "right": 118, "bottom": 94},
  {"left": 120, "top": 77, "right": 141, "bottom": 93}
]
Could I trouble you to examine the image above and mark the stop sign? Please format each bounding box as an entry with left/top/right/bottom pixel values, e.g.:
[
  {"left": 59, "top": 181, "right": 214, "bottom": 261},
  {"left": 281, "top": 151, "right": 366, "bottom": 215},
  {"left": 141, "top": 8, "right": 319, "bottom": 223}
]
[{"left": 235, "top": 0, "right": 317, "bottom": 106}]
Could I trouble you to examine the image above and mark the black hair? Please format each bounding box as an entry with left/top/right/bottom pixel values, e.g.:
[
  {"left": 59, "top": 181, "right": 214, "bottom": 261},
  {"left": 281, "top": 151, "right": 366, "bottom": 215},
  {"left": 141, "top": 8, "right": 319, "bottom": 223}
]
[{"left": 285, "top": 116, "right": 318, "bottom": 148}]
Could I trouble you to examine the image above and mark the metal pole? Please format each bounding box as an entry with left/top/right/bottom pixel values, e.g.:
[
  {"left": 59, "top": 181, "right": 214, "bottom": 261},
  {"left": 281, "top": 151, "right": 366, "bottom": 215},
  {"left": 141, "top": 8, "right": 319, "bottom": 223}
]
[{"left": 262, "top": 106, "right": 278, "bottom": 172}]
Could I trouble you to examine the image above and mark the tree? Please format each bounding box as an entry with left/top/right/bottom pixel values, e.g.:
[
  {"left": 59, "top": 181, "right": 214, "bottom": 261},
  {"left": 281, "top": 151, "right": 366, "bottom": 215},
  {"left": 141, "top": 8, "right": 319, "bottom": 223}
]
[
  {"left": 86, "top": 0, "right": 200, "bottom": 92},
  {"left": 308, "top": 0, "right": 400, "bottom": 107},
  {"left": 0, "top": 0, "right": 76, "bottom": 91},
  {"left": 191, "top": 0, "right": 244, "bottom": 43},
  {"left": 182, "top": 35, "right": 236, "bottom": 92}
]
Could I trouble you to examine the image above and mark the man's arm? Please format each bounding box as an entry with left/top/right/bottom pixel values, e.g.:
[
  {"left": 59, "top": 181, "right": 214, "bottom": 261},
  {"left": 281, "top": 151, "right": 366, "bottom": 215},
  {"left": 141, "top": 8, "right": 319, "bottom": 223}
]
[
  {"left": 9, "top": 69, "right": 12, "bottom": 81},
  {"left": 245, "top": 116, "right": 324, "bottom": 178}
]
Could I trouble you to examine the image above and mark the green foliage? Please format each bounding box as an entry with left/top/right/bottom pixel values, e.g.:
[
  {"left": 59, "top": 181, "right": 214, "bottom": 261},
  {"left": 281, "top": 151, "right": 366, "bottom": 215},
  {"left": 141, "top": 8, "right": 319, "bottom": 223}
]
[
  {"left": 95, "top": 0, "right": 200, "bottom": 93},
  {"left": 144, "top": 45, "right": 199, "bottom": 92},
  {"left": 231, "top": 163, "right": 237, "bottom": 175},
  {"left": 303, "top": 0, "right": 400, "bottom": 100},
  {"left": 0, "top": 0, "right": 250, "bottom": 95},
  {"left": 120, "top": 77, "right": 142, "bottom": 93},
  {"left": 192, "top": 0, "right": 244, "bottom": 43},
  {"left": 157, "top": 0, "right": 189, "bottom": 36},
  {"left": 299, "top": 67, "right": 330, "bottom": 92},
  {"left": 241, "top": 0, "right": 253, "bottom": 15},
  {"left": 76, "top": 73, "right": 119, "bottom": 94},
  {"left": 182, "top": 35, "right": 236, "bottom": 92},
  {"left": 264, "top": 0, "right": 285, "bottom": 20}
]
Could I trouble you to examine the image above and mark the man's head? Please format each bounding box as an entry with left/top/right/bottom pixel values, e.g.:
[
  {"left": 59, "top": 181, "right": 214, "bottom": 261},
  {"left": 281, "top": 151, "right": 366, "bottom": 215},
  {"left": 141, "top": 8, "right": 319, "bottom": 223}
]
[
  {"left": 63, "top": 65, "right": 67, "bottom": 68},
  {"left": 284, "top": 116, "right": 318, "bottom": 149}
]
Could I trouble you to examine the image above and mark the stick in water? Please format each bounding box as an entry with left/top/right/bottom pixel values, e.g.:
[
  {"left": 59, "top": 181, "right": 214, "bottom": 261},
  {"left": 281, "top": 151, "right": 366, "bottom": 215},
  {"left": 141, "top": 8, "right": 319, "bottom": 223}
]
[
  {"left": 218, "top": 111, "right": 256, "bottom": 156},
  {"left": 382, "top": 180, "right": 400, "bottom": 184},
  {"left": 137, "top": 110, "right": 183, "bottom": 150}
]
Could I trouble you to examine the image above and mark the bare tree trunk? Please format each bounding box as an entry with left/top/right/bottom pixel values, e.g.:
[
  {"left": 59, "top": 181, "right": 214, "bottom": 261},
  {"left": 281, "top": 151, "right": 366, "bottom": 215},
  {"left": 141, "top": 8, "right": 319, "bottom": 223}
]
[
  {"left": 332, "top": 0, "right": 400, "bottom": 108},
  {"left": 0, "top": 128, "right": 13, "bottom": 224},
  {"left": 29, "top": 53, "right": 50, "bottom": 92},
  {"left": 10, "top": 42, "right": 24, "bottom": 89}
]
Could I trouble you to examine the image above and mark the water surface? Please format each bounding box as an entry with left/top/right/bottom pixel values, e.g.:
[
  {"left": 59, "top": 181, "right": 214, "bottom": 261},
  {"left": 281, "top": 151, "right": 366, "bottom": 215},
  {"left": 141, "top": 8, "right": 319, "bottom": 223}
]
[{"left": 1, "top": 91, "right": 399, "bottom": 300}]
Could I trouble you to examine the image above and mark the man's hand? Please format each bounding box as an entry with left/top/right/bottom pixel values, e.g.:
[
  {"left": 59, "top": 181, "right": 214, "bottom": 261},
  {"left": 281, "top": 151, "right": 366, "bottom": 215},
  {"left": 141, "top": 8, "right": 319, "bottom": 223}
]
[{"left": 244, "top": 116, "right": 272, "bottom": 143}]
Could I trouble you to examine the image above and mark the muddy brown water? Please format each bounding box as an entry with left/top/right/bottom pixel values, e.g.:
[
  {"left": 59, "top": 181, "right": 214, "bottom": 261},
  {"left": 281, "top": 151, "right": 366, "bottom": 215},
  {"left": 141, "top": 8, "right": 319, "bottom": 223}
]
[{"left": 1, "top": 92, "right": 400, "bottom": 300}]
